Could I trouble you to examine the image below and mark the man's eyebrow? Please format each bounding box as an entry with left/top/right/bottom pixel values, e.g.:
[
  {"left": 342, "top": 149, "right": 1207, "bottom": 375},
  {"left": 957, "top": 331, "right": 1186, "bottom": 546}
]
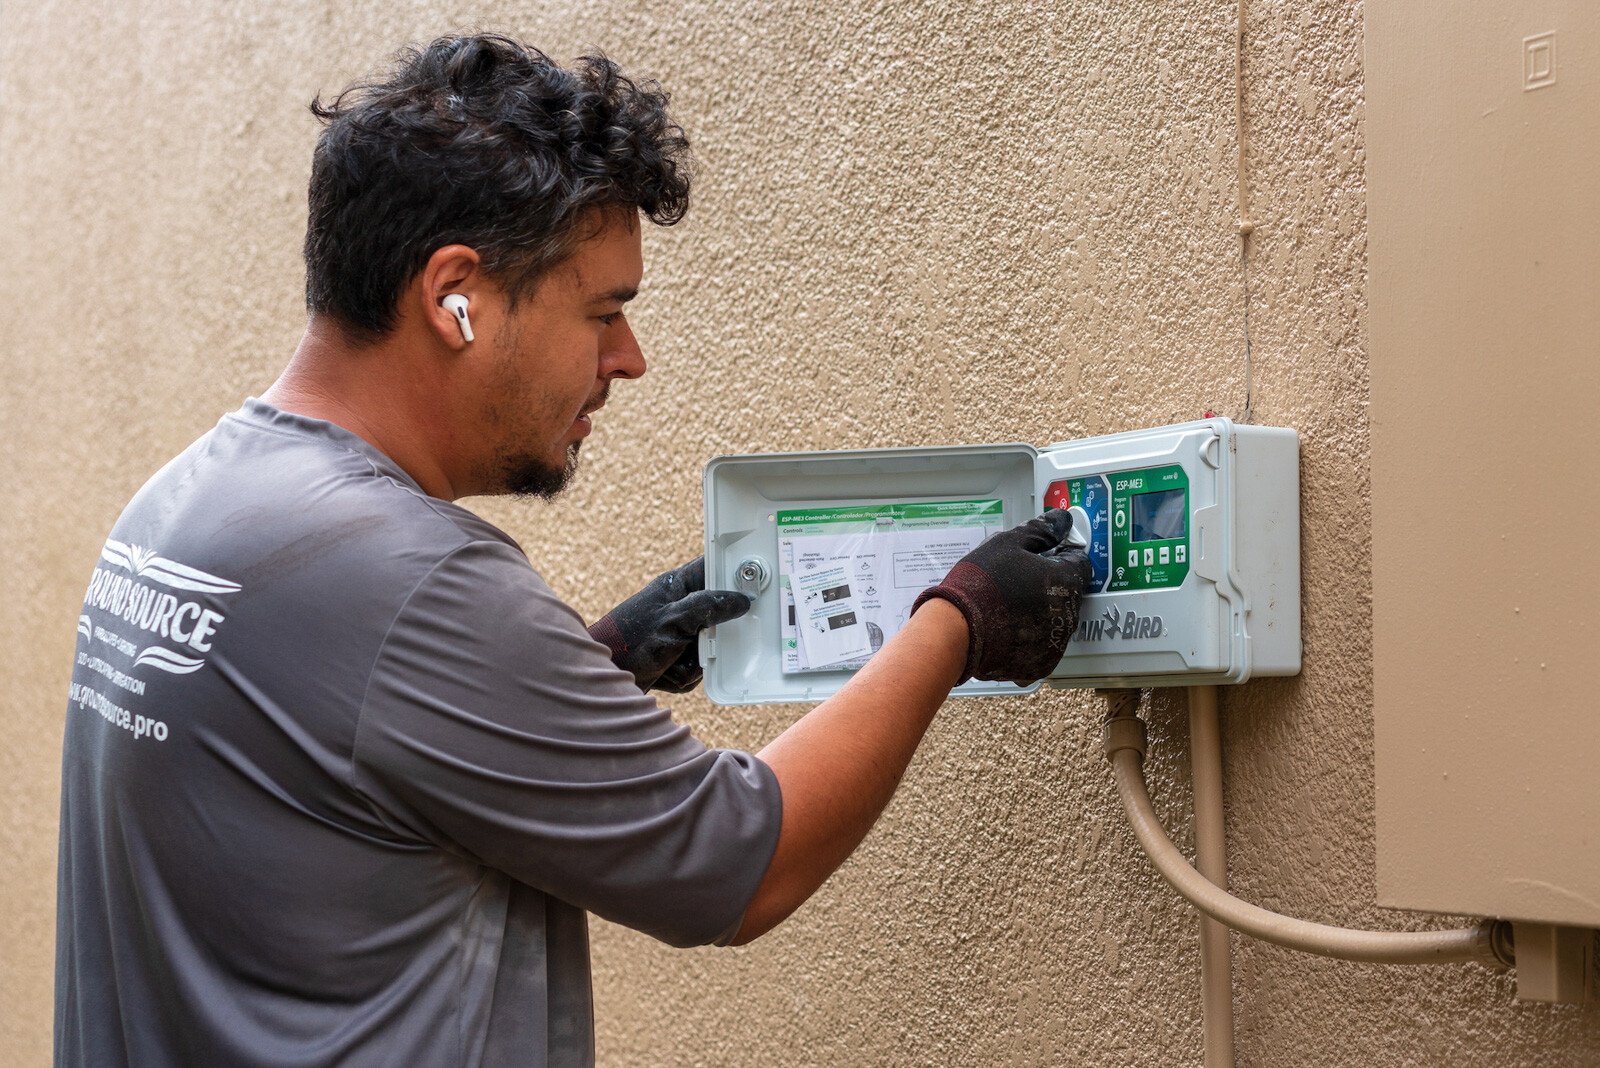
[{"left": 589, "top": 286, "right": 639, "bottom": 304}]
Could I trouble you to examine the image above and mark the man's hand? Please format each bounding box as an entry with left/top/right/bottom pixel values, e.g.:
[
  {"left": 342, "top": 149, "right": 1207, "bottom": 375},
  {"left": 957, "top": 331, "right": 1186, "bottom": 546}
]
[
  {"left": 910, "top": 509, "right": 1093, "bottom": 686},
  {"left": 589, "top": 557, "right": 751, "bottom": 693}
]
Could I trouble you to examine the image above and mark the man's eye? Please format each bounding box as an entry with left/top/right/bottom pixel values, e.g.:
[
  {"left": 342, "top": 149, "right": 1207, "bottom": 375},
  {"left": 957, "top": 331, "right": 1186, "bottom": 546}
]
[{"left": 598, "top": 312, "right": 622, "bottom": 326}]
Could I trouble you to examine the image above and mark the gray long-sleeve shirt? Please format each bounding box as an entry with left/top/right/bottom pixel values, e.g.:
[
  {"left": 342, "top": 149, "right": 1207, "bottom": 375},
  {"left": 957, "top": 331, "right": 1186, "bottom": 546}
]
[{"left": 56, "top": 399, "right": 782, "bottom": 1067}]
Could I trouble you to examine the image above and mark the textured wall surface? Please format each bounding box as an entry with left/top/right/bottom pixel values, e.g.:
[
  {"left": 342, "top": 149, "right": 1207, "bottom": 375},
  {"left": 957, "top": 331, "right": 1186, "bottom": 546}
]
[{"left": 2, "top": 1, "right": 1597, "bottom": 1065}]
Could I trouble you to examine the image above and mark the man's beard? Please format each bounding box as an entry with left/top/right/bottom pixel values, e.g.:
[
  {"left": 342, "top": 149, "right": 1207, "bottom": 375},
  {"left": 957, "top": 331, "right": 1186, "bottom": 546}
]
[{"left": 501, "top": 440, "right": 582, "bottom": 500}]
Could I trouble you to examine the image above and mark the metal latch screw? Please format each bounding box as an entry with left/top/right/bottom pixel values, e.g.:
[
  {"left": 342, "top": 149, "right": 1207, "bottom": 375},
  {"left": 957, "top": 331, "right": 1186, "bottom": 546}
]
[{"left": 734, "top": 557, "right": 771, "bottom": 594}]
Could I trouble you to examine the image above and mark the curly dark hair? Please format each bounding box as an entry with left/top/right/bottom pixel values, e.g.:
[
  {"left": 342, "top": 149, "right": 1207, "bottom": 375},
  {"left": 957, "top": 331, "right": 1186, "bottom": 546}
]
[{"left": 303, "top": 34, "right": 691, "bottom": 340}]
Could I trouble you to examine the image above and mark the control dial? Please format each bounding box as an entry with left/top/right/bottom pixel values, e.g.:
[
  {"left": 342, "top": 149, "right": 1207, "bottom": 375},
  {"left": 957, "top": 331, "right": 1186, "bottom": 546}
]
[{"left": 1044, "top": 476, "right": 1110, "bottom": 591}]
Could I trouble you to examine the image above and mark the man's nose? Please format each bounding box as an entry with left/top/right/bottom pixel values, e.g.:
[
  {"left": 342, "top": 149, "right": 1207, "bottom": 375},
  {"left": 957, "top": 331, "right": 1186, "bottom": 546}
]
[{"left": 602, "top": 316, "right": 646, "bottom": 380}]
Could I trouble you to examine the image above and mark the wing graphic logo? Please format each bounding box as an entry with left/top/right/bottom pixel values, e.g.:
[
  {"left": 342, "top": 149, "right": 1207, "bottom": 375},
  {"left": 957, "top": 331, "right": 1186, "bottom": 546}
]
[
  {"left": 101, "top": 539, "right": 240, "bottom": 594},
  {"left": 134, "top": 647, "right": 207, "bottom": 674},
  {"left": 82, "top": 538, "right": 244, "bottom": 688}
]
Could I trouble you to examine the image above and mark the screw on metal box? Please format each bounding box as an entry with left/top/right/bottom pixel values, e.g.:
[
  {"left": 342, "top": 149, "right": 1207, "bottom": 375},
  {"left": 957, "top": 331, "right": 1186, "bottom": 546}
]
[{"left": 734, "top": 557, "right": 771, "bottom": 595}]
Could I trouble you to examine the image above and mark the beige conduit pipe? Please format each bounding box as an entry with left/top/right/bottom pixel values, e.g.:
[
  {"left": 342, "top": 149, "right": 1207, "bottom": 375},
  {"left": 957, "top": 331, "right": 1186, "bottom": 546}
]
[
  {"left": 1233, "top": 0, "right": 1257, "bottom": 425},
  {"left": 1101, "top": 694, "right": 1512, "bottom": 968},
  {"left": 1187, "top": 686, "right": 1236, "bottom": 1068}
]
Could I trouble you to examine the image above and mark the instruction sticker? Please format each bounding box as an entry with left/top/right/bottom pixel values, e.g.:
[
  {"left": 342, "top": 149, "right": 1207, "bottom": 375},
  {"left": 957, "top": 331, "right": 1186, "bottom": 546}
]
[
  {"left": 777, "top": 499, "right": 1001, "bottom": 673},
  {"left": 792, "top": 557, "right": 872, "bottom": 666}
]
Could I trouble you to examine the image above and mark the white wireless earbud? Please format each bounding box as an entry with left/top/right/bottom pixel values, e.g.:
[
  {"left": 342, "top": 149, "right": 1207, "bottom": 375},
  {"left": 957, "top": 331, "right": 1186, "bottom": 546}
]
[{"left": 442, "top": 294, "right": 474, "bottom": 342}]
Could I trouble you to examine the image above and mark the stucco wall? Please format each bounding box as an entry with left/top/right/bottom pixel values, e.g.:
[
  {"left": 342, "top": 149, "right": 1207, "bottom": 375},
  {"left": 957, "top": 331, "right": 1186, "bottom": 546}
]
[{"left": 2, "top": 1, "right": 1596, "bottom": 1065}]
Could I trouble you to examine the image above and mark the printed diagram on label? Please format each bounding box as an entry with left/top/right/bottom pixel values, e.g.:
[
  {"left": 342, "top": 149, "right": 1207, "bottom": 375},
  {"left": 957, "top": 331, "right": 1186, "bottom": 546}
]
[
  {"left": 777, "top": 499, "right": 1000, "bottom": 673},
  {"left": 790, "top": 556, "right": 872, "bottom": 666}
]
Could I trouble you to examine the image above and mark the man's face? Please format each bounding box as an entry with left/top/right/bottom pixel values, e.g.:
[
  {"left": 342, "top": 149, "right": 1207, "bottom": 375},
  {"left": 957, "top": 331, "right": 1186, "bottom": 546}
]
[{"left": 470, "top": 213, "right": 646, "bottom": 498}]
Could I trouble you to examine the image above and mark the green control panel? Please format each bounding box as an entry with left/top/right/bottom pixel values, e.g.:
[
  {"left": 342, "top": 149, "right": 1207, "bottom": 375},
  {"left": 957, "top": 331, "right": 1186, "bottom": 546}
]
[{"left": 1108, "top": 464, "right": 1189, "bottom": 592}]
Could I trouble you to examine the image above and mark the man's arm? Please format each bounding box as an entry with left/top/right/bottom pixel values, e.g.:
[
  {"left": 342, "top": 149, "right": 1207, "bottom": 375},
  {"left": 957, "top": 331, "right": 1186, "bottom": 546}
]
[
  {"left": 731, "top": 598, "right": 968, "bottom": 944},
  {"left": 730, "top": 508, "right": 1092, "bottom": 944}
]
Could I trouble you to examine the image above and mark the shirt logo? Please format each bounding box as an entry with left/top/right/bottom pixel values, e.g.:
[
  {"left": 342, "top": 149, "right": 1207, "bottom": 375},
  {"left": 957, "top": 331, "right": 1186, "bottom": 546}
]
[{"left": 80, "top": 539, "right": 242, "bottom": 675}]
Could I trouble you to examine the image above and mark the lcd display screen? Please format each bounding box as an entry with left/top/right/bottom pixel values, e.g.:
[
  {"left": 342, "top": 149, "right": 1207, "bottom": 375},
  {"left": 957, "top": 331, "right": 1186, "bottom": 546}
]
[{"left": 1132, "top": 488, "right": 1186, "bottom": 542}]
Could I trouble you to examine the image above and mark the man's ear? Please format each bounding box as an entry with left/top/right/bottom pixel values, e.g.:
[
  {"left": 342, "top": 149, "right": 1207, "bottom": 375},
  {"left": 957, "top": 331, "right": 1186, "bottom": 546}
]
[{"left": 419, "top": 245, "right": 484, "bottom": 350}]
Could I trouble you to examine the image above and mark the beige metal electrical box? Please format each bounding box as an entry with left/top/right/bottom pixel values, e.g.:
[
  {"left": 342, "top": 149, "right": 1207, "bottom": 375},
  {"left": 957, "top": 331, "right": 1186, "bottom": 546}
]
[{"left": 1367, "top": 2, "right": 1599, "bottom": 930}]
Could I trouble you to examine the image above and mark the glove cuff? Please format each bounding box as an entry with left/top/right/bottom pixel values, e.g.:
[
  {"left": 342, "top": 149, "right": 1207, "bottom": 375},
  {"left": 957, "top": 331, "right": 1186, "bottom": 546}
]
[
  {"left": 587, "top": 613, "right": 628, "bottom": 661},
  {"left": 915, "top": 562, "right": 998, "bottom": 687}
]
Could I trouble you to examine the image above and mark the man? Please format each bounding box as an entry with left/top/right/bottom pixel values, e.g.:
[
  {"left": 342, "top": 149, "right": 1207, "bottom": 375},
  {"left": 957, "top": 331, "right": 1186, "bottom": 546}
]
[{"left": 55, "top": 34, "right": 1091, "bottom": 1067}]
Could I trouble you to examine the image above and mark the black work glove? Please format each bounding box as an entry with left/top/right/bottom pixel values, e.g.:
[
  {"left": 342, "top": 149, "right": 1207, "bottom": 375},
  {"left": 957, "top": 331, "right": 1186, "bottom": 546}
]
[
  {"left": 910, "top": 509, "right": 1093, "bottom": 686},
  {"left": 588, "top": 557, "right": 752, "bottom": 693}
]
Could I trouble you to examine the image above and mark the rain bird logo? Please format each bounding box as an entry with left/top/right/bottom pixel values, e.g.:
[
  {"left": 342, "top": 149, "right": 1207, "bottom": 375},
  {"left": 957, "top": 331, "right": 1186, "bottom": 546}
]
[{"left": 1076, "top": 605, "right": 1164, "bottom": 641}]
